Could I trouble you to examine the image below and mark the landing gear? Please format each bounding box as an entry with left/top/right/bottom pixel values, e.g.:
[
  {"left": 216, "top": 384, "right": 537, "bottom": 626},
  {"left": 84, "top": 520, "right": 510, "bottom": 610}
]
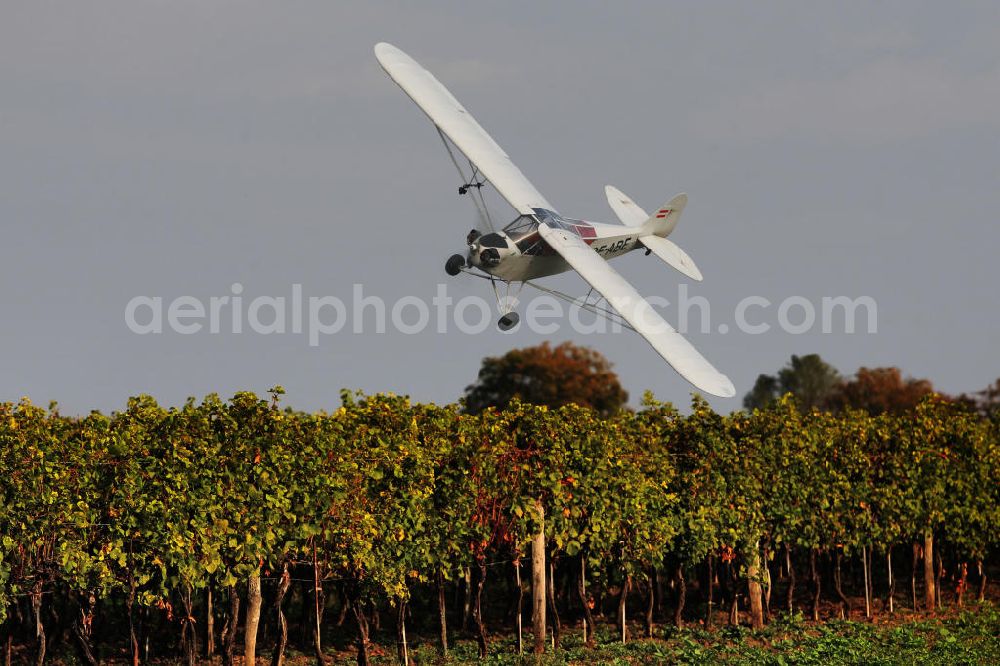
[
  {"left": 487, "top": 278, "right": 522, "bottom": 331},
  {"left": 445, "top": 257, "right": 522, "bottom": 330},
  {"left": 497, "top": 312, "right": 519, "bottom": 331},
  {"left": 445, "top": 254, "right": 465, "bottom": 276}
]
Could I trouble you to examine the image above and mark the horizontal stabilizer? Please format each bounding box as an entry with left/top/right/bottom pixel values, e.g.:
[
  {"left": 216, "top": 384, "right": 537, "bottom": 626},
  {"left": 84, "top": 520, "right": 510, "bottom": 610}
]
[
  {"left": 605, "top": 185, "right": 647, "bottom": 226},
  {"left": 639, "top": 235, "right": 703, "bottom": 281}
]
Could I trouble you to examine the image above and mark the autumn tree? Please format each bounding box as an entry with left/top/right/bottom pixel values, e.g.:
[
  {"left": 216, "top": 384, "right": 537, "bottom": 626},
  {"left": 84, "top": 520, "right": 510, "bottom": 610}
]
[
  {"left": 827, "top": 366, "right": 934, "bottom": 415},
  {"left": 743, "top": 354, "right": 840, "bottom": 411},
  {"left": 462, "top": 341, "right": 628, "bottom": 416}
]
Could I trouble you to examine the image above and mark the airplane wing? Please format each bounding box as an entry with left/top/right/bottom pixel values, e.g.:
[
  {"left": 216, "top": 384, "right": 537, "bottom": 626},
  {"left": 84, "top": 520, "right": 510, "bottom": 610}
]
[
  {"left": 537, "top": 223, "right": 735, "bottom": 398},
  {"left": 375, "top": 42, "right": 555, "bottom": 215}
]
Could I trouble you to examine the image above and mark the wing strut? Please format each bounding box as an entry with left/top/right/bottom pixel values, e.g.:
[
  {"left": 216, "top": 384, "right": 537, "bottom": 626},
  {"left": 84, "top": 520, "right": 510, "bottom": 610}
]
[
  {"left": 436, "top": 127, "right": 495, "bottom": 232},
  {"left": 523, "top": 279, "right": 636, "bottom": 332},
  {"left": 376, "top": 43, "right": 555, "bottom": 215},
  {"left": 537, "top": 222, "right": 735, "bottom": 397},
  {"left": 456, "top": 265, "right": 637, "bottom": 332}
]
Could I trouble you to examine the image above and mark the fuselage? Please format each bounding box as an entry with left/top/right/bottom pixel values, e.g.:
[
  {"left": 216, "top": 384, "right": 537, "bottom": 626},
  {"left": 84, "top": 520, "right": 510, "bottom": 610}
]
[{"left": 468, "top": 208, "right": 642, "bottom": 282}]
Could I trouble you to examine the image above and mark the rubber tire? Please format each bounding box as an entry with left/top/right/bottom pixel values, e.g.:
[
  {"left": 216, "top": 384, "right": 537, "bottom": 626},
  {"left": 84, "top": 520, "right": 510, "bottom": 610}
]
[
  {"left": 445, "top": 254, "right": 465, "bottom": 276},
  {"left": 497, "top": 312, "right": 519, "bottom": 331}
]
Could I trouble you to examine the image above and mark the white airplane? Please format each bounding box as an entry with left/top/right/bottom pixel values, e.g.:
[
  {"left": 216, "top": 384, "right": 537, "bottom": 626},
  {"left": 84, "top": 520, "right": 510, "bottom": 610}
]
[{"left": 375, "top": 43, "right": 735, "bottom": 398}]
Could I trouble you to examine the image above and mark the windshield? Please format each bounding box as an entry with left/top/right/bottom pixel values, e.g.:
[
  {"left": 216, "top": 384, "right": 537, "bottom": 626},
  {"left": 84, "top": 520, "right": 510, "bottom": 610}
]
[
  {"left": 503, "top": 214, "right": 544, "bottom": 255},
  {"left": 502, "top": 209, "right": 596, "bottom": 255}
]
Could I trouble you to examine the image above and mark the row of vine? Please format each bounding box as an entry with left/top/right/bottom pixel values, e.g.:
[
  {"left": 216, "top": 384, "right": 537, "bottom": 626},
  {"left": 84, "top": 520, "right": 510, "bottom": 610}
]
[{"left": 0, "top": 390, "right": 997, "bottom": 664}]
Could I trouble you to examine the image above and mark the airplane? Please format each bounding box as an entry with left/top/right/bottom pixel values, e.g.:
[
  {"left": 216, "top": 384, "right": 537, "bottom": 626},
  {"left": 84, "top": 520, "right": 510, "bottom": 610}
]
[{"left": 375, "top": 43, "right": 735, "bottom": 398}]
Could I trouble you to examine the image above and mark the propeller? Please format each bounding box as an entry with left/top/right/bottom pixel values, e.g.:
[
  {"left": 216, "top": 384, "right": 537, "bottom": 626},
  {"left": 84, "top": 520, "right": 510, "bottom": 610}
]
[
  {"left": 465, "top": 183, "right": 495, "bottom": 235},
  {"left": 447, "top": 209, "right": 490, "bottom": 276},
  {"left": 461, "top": 184, "right": 495, "bottom": 271}
]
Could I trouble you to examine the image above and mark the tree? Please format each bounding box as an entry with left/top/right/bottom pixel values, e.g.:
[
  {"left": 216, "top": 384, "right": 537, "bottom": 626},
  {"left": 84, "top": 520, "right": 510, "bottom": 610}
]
[
  {"left": 462, "top": 341, "right": 628, "bottom": 416},
  {"left": 777, "top": 354, "right": 841, "bottom": 410},
  {"left": 962, "top": 378, "right": 1000, "bottom": 418},
  {"left": 743, "top": 374, "right": 779, "bottom": 411},
  {"left": 742, "top": 354, "right": 840, "bottom": 411},
  {"left": 462, "top": 340, "right": 630, "bottom": 658},
  {"left": 827, "top": 367, "right": 934, "bottom": 415}
]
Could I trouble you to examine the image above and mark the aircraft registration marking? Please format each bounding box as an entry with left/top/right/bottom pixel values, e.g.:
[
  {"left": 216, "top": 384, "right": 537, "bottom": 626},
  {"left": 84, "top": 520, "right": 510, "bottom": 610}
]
[{"left": 594, "top": 237, "right": 633, "bottom": 256}]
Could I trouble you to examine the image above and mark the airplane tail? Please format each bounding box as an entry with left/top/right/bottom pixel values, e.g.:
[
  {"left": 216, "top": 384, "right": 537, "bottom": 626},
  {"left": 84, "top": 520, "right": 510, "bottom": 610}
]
[
  {"left": 640, "top": 192, "right": 687, "bottom": 237},
  {"left": 605, "top": 186, "right": 700, "bottom": 280},
  {"left": 604, "top": 186, "right": 687, "bottom": 237}
]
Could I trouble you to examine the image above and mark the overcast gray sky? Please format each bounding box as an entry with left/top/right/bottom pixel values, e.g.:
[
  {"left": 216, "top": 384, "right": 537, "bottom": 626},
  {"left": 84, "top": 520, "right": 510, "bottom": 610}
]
[{"left": 2, "top": 1, "right": 999, "bottom": 414}]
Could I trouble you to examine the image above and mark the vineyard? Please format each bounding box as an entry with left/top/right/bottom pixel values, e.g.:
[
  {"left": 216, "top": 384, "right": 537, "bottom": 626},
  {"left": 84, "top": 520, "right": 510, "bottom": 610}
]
[{"left": 1, "top": 389, "right": 998, "bottom": 664}]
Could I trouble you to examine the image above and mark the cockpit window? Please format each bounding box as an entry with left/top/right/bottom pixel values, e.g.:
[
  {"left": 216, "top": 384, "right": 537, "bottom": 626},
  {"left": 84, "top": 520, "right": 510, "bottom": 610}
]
[
  {"left": 529, "top": 208, "right": 593, "bottom": 238},
  {"left": 502, "top": 209, "right": 591, "bottom": 256},
  {"left": 503, "top": 214, "right": 541, "bottom": 252},
  {"left": 518, "top": 237, "right": 546, "bottom": 255},
  {"left": 503, "top": 214, "right": 538, "bottom": 236}
]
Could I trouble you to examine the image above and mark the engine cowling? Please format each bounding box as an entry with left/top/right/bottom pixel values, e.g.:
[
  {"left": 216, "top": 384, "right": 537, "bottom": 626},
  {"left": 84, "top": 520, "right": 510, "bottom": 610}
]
[
  {"left": 469, "top": 231, "right": 517, "bottom": 270},
  {"left": 479, "top": 247, "right": 501, "bottom": 268}
]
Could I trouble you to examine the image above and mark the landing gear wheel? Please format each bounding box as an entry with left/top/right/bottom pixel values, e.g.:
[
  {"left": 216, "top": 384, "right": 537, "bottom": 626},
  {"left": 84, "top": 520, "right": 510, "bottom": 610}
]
[
  {"left": 445, "top": 254, "right": 465, "bottom": 276},
  {"left": 497, "top": 312, "right": 519, "bottom": 331}
]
